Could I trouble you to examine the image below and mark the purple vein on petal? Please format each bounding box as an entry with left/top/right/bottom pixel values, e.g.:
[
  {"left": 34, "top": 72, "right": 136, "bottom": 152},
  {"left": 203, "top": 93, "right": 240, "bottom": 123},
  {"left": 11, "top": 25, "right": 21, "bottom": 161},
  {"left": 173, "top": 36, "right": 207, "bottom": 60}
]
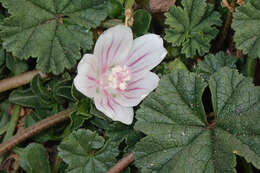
[{"left": 128, "top": 52, "right": 150, "bottom": 67}]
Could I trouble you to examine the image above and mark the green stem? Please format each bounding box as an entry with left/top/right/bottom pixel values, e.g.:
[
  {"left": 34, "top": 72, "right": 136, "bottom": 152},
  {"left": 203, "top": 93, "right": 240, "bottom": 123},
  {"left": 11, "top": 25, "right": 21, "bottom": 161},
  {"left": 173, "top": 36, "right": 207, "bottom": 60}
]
[
  {"left": 0, "top": 124, "right": 8, "bottom": 136},
  {"left": 0, "top": 105, "right": 20, "bottom": 163},
  {"left": 246, "top": 58, "right": 256, "bottom": 78},
  {"left": 3, "top": 105, "right": 20, "bottom": 141},
  {"left": 51, "top": 155, "right": 62, "bottom": 173}
]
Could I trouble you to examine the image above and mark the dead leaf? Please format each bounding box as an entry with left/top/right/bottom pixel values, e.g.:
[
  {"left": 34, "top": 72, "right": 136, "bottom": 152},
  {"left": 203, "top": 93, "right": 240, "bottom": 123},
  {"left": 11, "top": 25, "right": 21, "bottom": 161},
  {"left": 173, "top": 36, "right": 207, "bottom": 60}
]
[{"left": 149, "top": 0, "right": 176, "bottom": 13}]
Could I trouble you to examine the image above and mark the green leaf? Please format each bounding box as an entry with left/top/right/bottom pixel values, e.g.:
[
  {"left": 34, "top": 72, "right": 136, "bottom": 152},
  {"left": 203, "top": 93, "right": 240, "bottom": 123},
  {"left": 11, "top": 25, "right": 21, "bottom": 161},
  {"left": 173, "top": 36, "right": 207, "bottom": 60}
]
[
  {"left": 232, "top": 0, "right": 260, "bottom": 59},
  {"left": 0, "top": 0, "right": 107, "bottom": 74},
  {"left": 6, "top": 53, "right": 28, "bottom": 75},
  {"left": 195, "top": 51, "right": 238, "bottom": 81},
  {"left": 134, "top": 68, "right": 260, "bottom": 172},
  {"left": 108, "top": 0, "right": 123, "bottom": 18},
  {"left": 107, "top": 122, "right": 143, "bottom": 145},
  {"left": 168, "top": 58, "right": 188, "bottom": 72},
  {"left": 133, "top": 9, "right": 151, "bottom": 36},
  {"left": 164, "top": 0, "right": 221, "bottom": 57},
  {"left": 58, "top": 129, "right": 119, "bottom": 173},
  {"left": 9, "top": 89, "right": 45, "bottom": 108},
  {"left": 31, "top": 74, "right": 53, "bottom": 106},
  {"left": 20, "top": 143, "right": 51, "bottom": 173}
]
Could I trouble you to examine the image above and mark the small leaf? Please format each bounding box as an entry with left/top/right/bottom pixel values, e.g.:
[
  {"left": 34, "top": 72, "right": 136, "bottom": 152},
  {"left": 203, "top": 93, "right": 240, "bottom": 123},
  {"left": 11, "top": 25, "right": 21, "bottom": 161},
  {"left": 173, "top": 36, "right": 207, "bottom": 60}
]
[
  {"left": 165, "top": 0, "right": 222, "bottom": 57},
  {"left": 6, "top": 53, "right": 28, "bottom": 75},
  {"left": 134, "top": 68, "right": 260, "bottom": 172},
  {"left": 232, "top": 0, "right": 260, "bottom": 59},
  {"left": 20, "top": 143, "right": 51, "bottom": 173},
  {"left": 58, "top": 129, "right": 119, "bottom": 173},
  {"left": 108, "top": 0, "right": 123, "bottom": 18},
  {"left": 195, "top": 51, "right": 238, "bottom": 81},
  {"left": 9, "top": 89, "right": 45, "bottom": 108},
  {"left": 0, "top": 0, "right": 107, "bottom": 74},
  {"left": 133, "top": 9, "right": 151, "bottom": 36},
  {"left": 31, "top": 74, "right": 53, "bottom": 105},
  {"left": 168, "top": 58, "right": 188, "bottom": 72}
]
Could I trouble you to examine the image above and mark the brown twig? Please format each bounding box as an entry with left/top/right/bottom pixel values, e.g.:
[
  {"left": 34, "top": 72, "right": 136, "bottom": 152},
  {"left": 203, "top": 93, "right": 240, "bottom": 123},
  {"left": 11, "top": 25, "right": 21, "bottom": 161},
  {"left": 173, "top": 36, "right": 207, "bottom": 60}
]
[
  {"left": 0, "top": 109, "right": 73, "bottom": 155},
  {"left": 107, "top": 153, "right": 135, "bottom": 173},
  {"left": 217, "top": 0, "right": 236, "bottom": 50},
  {"left": 0, "top": 70, "right": 47, "bottom": 93}
]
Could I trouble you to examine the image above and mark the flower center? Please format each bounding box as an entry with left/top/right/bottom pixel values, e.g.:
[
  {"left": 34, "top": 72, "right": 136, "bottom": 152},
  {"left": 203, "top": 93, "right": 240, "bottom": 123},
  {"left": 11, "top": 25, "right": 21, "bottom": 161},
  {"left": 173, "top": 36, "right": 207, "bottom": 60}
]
[{"left": 107, "top": 65, "right": 131, "bottom": 90}]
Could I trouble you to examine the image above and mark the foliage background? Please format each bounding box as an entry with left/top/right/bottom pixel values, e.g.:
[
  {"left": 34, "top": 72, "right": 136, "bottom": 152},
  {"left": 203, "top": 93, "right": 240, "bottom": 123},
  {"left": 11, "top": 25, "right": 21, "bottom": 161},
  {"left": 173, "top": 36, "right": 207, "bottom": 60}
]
[{"left": 0, "top": 0, "right": 259, "bottom": 172}]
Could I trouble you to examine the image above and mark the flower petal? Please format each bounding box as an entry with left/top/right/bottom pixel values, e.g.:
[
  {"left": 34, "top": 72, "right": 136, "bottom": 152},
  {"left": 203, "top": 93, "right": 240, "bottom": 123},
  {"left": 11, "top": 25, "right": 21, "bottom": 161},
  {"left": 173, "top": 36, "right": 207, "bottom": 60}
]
[
  {"left": 125, "top": 34, "right": 167, "bottom": 74},
  {"left": 74, "top": 54, "right": 99, "bottom": 98},
  {"left": 94, "top": 25, "right": 133, "bottom": 73},
  {"left": 94, "top": 93, "right": 134, "bottom": 125},
  {"left": 115, "top": 71, "right": 160, "bottom": 107}
]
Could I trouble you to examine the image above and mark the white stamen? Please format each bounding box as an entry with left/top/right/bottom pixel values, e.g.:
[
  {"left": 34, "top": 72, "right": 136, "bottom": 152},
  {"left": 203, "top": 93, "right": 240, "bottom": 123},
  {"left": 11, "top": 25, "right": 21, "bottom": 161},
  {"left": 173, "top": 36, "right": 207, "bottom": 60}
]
[{"left": 108, "top": 65, "right": 131, "bottom": 90}]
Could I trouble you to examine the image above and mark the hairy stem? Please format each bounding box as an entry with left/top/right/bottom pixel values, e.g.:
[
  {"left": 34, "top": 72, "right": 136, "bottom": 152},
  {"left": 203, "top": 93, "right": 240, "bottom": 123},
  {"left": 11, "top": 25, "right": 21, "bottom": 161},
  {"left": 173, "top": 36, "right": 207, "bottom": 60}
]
[
  {"left": 107, "top": 153, "right": 135, "bottom": 173},
  {"left": 0, "top": 108, "right": 73, "bottom": 155},
  {"left": 0, "top": 70, "right": 46, "bottom": 93}
]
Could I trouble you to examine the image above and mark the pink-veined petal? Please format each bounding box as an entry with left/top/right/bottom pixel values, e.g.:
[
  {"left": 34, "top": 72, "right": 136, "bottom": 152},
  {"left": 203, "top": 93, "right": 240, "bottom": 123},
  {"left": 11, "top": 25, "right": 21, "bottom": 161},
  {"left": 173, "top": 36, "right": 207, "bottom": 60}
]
[
  {"left": 74, "top": 54, "right": 99, "bottom": 98},
  {"left": 94, "top": 25, "right": 133, "bottom": 73},
  {"left": 115, "top": 72, "right": 160, "bottom": 107},
  {"left": 125, "top": 34, "right": 167, "bottom": 74},
  {"left": 94, "top": 93, "right": 134, "bottom": 125}
]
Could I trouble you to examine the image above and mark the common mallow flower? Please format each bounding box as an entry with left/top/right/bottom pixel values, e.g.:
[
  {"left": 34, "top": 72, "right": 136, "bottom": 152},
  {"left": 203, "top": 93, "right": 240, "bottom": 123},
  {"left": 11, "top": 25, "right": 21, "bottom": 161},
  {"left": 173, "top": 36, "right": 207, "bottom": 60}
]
[{"left": 74, "top": 25, "right": 167, "bottom": 124}]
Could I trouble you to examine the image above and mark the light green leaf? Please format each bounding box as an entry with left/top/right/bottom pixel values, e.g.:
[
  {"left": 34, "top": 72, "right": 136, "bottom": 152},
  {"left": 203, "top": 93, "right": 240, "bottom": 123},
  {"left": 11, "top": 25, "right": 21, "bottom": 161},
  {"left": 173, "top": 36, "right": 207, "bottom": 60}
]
[
  {"left": 232, "top": 0, "right": 260, "bottom": 59},
  {"left": 0, "top": 0, "right": 107, "bottom": 74},
  {"left": 195, "top": 51, "right": 237, "bottom": 81},
  {"left": 134, "top": 68, "right": 260, "bottom": 173},
  {"left": 165, "top": 0, "right": 221, "bottom": 57},
  {"left": 20, "top": 143, "right": 51, "bottom": 173},
  {"left": 58, "top": 129, "right": 119, "bottom": 173}
]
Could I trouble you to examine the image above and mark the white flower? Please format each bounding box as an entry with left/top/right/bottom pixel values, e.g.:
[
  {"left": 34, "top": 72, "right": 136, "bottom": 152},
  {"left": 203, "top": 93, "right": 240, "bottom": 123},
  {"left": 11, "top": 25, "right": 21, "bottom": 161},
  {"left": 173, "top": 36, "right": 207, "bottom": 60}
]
[{"left": 74, "top": 25, "right": 167, "bottom": 124}]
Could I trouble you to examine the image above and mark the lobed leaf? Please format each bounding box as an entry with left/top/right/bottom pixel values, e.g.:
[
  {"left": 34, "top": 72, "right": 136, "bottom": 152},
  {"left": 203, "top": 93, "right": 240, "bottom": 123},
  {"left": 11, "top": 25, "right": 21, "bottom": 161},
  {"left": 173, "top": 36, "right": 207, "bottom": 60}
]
[
  {"left": 232, "top": 0, "right": 260, "bottom": 59},
  {"left": 134, "top": 68, "right": 260, "bottom": 173},
  {"left": 20, "top": 143, "right": 51, "bottom": 173},
  {"left": 195, "top": 51, "right": 238, "bottom": 81},
  {"left": 0, "top": 0, "right": 107, "bottom": 74},
  {"left": 58, "top": 129, "right": 119, "bottom": 173},
  {"left": 165, "top": 0, "right": 221, "bottom": 57}
]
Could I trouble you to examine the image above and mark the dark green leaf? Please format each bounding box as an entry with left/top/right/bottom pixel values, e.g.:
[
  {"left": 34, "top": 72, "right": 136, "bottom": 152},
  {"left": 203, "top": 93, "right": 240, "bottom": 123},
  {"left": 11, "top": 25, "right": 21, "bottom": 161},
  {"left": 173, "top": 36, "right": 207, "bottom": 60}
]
[
  {"left": 195, "top": 51, "right": 238, "bottom": 81},
  {"left": 108, "top": 0, "right": 123, "bottom": 18},
  {"left": 0, "top": 0, "right": 107, "bottom": 74},
  {"left": 20, "top": 143, "right": 51, "bottom": 173},
  {"left": 31, "top": 74, "right": 53, "bottom": 105},
  {"left": 134, "top": 68, "right": 260, "bottom": 172},
  {"left": 232, "top": 0, "right": 260, "bottom": 59},
  {"left": 58, "top": 129, "right": 119, "bottom": 173},
  {"left": 165, "top": 0, "right": 221, "bottom": 57},
  {"left": 69, "top": 112, "right": 91, "bottom": 131},
  {"left": 6, "top": 53, "right": 28, "bottom": 75},
  {"left": 107, "top": 122, "right": 143, "bottom": 146},
  {"left": 133, "top": 9, "right": 151, "bottom": 36},
  {"left": 9, "top": 89, "right": 45, "bottom": 108}
]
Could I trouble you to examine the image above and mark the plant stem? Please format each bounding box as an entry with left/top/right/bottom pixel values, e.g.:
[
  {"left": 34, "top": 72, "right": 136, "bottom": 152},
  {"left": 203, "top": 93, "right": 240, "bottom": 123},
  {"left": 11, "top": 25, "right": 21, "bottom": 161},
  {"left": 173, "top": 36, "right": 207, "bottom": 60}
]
[
  {"left": 3, "top": 105, "right": 20, "bottom": 141},
  {"left": 0, "top": 108, "right": 73, "bottom": 155},
  {"left": 107, "top": 153, "right": 135, "bottom": 173},
  {"left": 51, "top": 155, "right": 62, "bottom": 173},
  {"left": 0, "top": 124, "right": 8, "bottom": 136},
  {"left": 0, "top": 105, "right": 20, "bottom": 163},
  {"left": 246, "top": 58, "right": 256, "bottom": 78},
  {"left": 217, "top": 0, "right": 236, "bottom": 50},
  {"left": 0, "top": 70, "right": 46, "bottom": 93}
]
